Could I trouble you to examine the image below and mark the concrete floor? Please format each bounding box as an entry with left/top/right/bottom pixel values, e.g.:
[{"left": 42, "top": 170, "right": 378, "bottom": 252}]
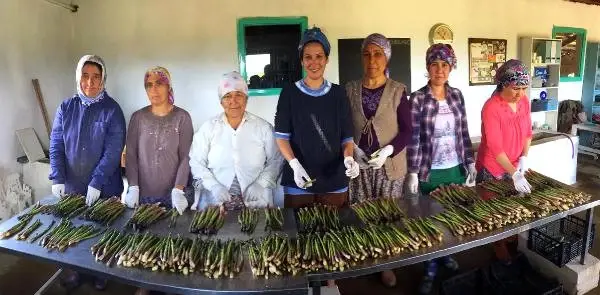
[{"left": 1, "top": 156, "right": 599, "bottom": 295}]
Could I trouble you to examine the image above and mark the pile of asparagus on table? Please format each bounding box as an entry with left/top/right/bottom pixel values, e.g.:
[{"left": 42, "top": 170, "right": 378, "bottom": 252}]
[
  {"left": 126, "top": 203, "right": 169, "bottom": 231},
  {"left": 248, "top": 218, "right": 442, "bottom": 277},
  {"left": 189, "top": 206, "right": 225, "bottom": 235},
  {"left": 92, "top": 230, "right": 244, "bottom": 278},
  {"left": 297, "top": 205, "right": 341, "bottom": 232},
  {"left": 351, "top": 198, "right": 404, "bottom": 224},
  {"left": 82, "top": 197, "right": 125, "bottom": 226},
  {"left": 430, "top": 170, "right": 592, "bottom": 237}
]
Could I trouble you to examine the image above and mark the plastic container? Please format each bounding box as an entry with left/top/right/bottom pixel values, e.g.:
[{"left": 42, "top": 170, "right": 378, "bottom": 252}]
[
  {"left": 545, "top": 98, "right": 558, "bottom": 111},
  {"left": 528, "top": 215, "right": 595, "bottom": 267},
  {"left": 441, "top": 268, "right": 485, "bottom": 295}
]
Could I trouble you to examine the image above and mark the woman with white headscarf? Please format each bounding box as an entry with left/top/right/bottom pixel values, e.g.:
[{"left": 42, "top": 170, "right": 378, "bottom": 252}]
[
  {"left": 49, "top": 55, "right": 126, "bottom": 290},
  {"left": 124, "top": 66, "right": 193, "bottom": 215},
  {"left": 189, "top": 71, "right": 282, "bottom": 211}
]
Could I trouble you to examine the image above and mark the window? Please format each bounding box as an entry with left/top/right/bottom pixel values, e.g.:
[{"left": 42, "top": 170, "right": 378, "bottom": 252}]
[
  {"left": 237, "top": 17, "right": 308, "bottom": 96},
  {"left": 552, "top": 26, "right": 587, "bottom": 82}
]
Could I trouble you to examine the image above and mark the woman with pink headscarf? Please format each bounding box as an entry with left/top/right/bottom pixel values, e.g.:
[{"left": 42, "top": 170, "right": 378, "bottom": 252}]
[{"left": 124, "top": 66, "right": 193, "bottom": 216}]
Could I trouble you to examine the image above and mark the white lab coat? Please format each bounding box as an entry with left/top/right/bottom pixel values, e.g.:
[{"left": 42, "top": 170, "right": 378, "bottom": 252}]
[{"left": 189, "top": 112, "right": 283, "bottom": 208}]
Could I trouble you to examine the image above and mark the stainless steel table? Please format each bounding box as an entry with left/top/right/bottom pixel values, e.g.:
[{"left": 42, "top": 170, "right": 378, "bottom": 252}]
[
  {"left": 0, "top": 197, "right": 307, "bottom": 295},
  {"left": 0, "top": 194, "right": 598, "bottom": 294}
]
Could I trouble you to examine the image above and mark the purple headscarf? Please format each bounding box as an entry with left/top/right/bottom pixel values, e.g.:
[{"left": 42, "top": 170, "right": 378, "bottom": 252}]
[
  {"left": 426, "top": 43, "right": 457, "bottom": 69},
  {"left": 361, "top": 33, "right": 392, "bottom": 77},
  {"left": 494, "top": 59, "right": 530, "bottom": 89},
  {"left": 144, "top": 66, "right": 174, "bottom": 104}
]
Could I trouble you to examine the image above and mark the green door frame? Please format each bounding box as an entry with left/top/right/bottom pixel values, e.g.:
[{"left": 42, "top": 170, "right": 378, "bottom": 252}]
[
  {"left": 237, "top": 16, "right": 308, "bottom": 96},
  {"left": 552, "top": 26, "right": 587, "bottom": 82}
]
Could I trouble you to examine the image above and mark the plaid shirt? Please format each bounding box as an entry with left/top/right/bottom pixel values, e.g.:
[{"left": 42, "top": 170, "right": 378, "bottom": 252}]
[{"left": 407, "top": 84, "right": 474, "bottom": 181}]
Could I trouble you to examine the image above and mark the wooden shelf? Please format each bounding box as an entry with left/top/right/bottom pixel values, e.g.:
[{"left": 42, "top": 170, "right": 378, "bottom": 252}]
[{"left": 531, "top": 86, "right": 559, "bottom": 90}]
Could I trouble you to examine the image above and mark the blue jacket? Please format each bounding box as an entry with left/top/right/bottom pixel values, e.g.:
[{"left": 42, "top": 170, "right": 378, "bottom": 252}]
[{"left": 49, "top": 94, "right": 126, "bottom": 197}]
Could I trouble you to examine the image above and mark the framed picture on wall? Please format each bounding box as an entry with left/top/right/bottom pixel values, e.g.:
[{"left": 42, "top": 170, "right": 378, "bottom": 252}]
[{"left": 468, "top": 38, "right": 507, "bottom": 86}]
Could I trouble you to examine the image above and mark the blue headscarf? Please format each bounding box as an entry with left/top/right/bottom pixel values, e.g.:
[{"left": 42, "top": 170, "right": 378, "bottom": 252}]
[
  {"left": 426, "top": 43, "right": 457, "bottom": 69},
  {"left": 298, "top": 27, "right": 331, "bottom": 57}
]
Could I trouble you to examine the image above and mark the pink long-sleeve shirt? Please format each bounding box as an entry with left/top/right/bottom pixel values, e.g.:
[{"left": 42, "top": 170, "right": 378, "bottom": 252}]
[{"left": 476, "top": 94, "right": 532, "bottom": 178}]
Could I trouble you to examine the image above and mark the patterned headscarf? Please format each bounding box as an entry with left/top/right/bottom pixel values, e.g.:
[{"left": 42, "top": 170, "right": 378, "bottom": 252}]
[
  {"left": 426, "top": 43, "right": 457, "bottom": 69},
  {"left": 361, "top": 33, "right": 392, "bottom": 77},
  {"left": 218, "top": 71, "right": 248, "bottom": 100},
  {"left": 298, "top": 27, "right": 331, "bottom": 57},
  {"left": 144, "top": 66, "right": 174, "bottom": 104},
  {"left": 76, "top": 55, "right": 107, "bottom": 105},
  {"left": 494, "top": 59, "right": 530, "bottom": 89}
]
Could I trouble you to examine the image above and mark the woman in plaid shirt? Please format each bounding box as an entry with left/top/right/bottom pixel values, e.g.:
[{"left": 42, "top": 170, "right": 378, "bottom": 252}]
[{"left": 406, "top": 44, "right": 477, "bottom": 294}]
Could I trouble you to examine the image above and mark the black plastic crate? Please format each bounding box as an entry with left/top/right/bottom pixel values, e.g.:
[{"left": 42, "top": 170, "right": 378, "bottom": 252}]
[
  {"left": 484, "top": 254, "right": 562, "bottom": 295},
  {"left": 441, "top": 268, "right": 485, "bottom": 295},
  {"left": 528, "top": 215, "right": 595, "bottom": 267}
]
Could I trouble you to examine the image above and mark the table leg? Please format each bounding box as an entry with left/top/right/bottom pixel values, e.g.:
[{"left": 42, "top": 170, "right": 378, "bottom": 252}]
[
  {"left": 580, "top": 209, "right": 594, "bottom": 265},
  {"left": 34, "top": 268, "right": 62, "bottom": 295}
]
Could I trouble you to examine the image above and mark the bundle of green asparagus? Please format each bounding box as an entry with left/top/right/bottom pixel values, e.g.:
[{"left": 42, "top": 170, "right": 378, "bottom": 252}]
[
  {"left": 351, "top": 198, "right": 404, "bottom": 224},
  {"left": 189, "top": 206, "right": 225, "bottom": 235},
  {"left": 264, "top": 207, "right": 284, "bottom": 231},
  {"left": 40, "top": 219, "right": 103, "bottom": 251},
  {"left": 238, "top": 208, "right": 259, "bottom": 234},
  {"left": 16, "top": 219, "right": 42, "bottom": 241},
  {"left": 402, "top": 217, "right": 444, "bottom": 247},
  {"left": 297, "top": 205, "right": 341, "bottom": 232},
  {"left": 430, "top": 184, "right": 479, "bottom": 208},
  {"left": 45, "top": 195, "right": 88, "bottom": 218},
  {"left": 168, "top": 208, "right": 178, "bottom": 228},
  {"left": 432, "top": 207, "right": 483, "bottom": 236},
  {"left": 29, "top": 220, "right": 56, "bottom": 244},
  {"left": 82, "top": 197, "right": 125, "bottom": 226},
  {"left": 248, "top": 234, "right": 301, "bottom": 278},
  {"left": 17, "top": 202, "right": 52, "bottom": 221},
  {"left": 92, "top": 230, "right": 244, "bottom": 278},
  {"left": 0, "top": 216, "right": 32, "bottom": 239},
  {"left": 125, "top": 203, "right": 168, "bottom": 231}
]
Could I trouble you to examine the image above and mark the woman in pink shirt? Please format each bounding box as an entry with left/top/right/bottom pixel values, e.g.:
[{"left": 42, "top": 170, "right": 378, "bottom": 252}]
[{"left": 476, "top": 59, "right": 533, "bottom": 262}]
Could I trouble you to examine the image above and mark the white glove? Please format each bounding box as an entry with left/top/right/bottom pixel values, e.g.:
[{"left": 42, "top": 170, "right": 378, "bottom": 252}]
[
  {"left": 518, "top": 156, "right": 528, "bottom": 173},
  {"left": 123, "top": 186, "right": 139, "bottom": 208},
  {"left": 367, "top": 145, "right": 394, "bottom": 169},
  {"left": 209, "top": 184, "right": 232, "bottom": 204},
  {"left": 465, "top": 163, "right": 477, "bottom": 187},
  {"left": 407, "top": 173, "right": 419, "bottom": 194},
  {"left": 171, "top": 188, "right": 188, "bottom": 215},
  {"left": 289, "top": 158, "right": 313, "bottom": 188},
  {"left": 512, "top": 171, "right": 532, "bottom": 194},
  {"left": 51, "top": 184, "right": 65, "bottom": 198},
  {"left": 353, "top": 144, "right": 370, "bottom": 169},
  {"left": 86, "top": 185, "right": 101, "bottom": 206},
  {"left": 245, "top": 182, "right": 265, "bottom": 202},
  {"left": 191, "top": 179, "right": 203, "bottom": 211},
  {"left": 344, "top": 157, "right": 360, "bottom": 179}
]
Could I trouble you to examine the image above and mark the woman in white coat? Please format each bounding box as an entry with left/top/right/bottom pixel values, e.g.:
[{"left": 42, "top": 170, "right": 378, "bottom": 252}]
[{"left": 189, "top": 71, "right": 283, "bottom": 210}]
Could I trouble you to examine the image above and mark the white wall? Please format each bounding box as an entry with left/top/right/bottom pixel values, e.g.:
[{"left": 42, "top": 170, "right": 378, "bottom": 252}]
[
  {"left": 70, "top": 0, "right": 600, "bottom": 135},
  {"left": 0, "top": 0, "right": 74, "bottom": 180}
]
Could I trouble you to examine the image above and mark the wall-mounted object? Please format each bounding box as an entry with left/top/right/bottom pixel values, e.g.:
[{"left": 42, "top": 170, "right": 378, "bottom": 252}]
[
  {"left": 519, "top": 37, "right": 562, "bottom": 131},
  {"left": 468, "top": 38, "right": 507, "bottom": 86},
  {"left": 338, "top": 38, "right": 411, "bottom": 90},
  {"left": 552, "top": 26, "right": 587, "bottom": 82},
  {"left": 429, "top": 23, "right": 454, "bottom": 45}
]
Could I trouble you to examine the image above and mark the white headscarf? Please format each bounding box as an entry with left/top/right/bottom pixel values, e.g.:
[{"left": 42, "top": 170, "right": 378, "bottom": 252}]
[
  {"left": 218, "top": 71, "right": 248, "bottom": 100},
  {"left": 76, "top": 55, "right": 107, "bottom": 105}
]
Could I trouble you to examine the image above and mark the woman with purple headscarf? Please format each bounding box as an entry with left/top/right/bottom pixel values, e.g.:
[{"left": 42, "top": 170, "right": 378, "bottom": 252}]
[
  {"left": 124, "top": 66, "right": 193, "bottom": 216},
  {"left": 407, "top": 44, "right": 475, "bottom": 294},
  {"left": 344, "top": 32, "right": 411, "bottom": 287},
  {"left": 476, "top": 59, "right": 533, "bottom": 263}
]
